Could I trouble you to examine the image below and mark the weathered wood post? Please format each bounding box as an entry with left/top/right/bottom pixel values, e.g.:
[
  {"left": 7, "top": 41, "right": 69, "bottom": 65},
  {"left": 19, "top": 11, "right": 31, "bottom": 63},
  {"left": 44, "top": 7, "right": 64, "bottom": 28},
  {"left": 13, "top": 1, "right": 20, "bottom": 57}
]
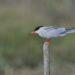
[{"left": 43, "top": 42, "right": 50, "bottom": 75}]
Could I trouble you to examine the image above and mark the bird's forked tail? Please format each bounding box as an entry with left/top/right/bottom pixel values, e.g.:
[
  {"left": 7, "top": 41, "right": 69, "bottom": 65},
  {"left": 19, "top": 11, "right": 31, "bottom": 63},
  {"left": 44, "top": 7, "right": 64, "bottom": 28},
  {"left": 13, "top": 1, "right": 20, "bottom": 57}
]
[
  {"left": 59, "top": 27, "right": 75, "bottom": 37},
  {"left": 66, "top": 27, "right": 75, "bottom": 34}
]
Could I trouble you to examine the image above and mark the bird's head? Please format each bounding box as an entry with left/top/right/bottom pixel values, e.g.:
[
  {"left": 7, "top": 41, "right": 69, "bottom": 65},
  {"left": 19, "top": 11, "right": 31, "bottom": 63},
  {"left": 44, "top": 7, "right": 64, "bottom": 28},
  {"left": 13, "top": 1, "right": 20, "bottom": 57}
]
[{"left": 31, "top": 26, "right": 43, "bottom": 34}]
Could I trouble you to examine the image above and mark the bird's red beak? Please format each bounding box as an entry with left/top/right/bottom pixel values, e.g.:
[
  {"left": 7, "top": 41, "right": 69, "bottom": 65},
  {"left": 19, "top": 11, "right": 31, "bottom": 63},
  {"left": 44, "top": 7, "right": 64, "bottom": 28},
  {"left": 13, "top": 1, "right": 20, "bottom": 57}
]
[{"left": 31, "top": 32, "right": 35, "bottom": 34}]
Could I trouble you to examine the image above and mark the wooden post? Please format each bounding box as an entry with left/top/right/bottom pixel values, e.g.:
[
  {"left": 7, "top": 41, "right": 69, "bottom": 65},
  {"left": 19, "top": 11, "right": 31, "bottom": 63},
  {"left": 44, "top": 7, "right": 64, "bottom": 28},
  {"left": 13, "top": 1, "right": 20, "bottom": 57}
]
[{"left": 43, "top": 42, "right": 50, "bottom": 75}]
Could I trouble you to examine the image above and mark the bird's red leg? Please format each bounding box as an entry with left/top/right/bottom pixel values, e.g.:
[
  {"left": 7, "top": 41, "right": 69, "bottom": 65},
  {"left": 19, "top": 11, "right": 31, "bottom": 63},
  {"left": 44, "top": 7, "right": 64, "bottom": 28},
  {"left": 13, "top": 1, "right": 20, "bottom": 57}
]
[{"left": 45, "top": 40, "right": 51, "bottom": 45}]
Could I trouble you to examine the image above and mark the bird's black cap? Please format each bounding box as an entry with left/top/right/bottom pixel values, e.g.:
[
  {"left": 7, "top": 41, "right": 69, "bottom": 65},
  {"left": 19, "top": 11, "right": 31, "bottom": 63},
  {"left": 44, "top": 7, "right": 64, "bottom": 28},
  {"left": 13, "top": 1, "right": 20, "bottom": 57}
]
[{"left": 34, "top": 26, "right": 43, "bottom": 31}]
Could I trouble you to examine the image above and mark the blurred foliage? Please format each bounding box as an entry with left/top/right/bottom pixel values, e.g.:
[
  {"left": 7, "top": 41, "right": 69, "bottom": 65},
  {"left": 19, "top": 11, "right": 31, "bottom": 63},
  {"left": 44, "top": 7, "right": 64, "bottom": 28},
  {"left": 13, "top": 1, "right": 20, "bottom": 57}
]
[{"left": 0, "top": 0, "right": 75, "bottom": 71}]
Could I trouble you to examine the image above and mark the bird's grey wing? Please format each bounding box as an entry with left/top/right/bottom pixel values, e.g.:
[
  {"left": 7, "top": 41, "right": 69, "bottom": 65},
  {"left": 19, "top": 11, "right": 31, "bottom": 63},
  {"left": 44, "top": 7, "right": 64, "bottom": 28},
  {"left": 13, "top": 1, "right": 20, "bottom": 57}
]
[
  {"left": 43, "top": 26, "right": 66, "bottom": 38},
  {"left": 43, "top": 26, "right": 58, "bottom": 30}
]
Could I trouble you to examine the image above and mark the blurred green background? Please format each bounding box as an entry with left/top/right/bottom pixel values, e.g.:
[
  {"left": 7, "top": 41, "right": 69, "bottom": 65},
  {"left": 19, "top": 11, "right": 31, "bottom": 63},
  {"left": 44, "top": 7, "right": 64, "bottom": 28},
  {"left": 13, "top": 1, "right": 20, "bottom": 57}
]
[{"left": 0, "top": 0, "right": 75, "bottom": 75}]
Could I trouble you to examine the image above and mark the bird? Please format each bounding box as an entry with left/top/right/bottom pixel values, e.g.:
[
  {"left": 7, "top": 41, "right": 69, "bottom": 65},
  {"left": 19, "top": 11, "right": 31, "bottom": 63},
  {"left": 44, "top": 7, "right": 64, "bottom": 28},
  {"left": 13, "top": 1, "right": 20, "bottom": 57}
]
[{"left": 32, "top": 26, "right": 75, "bottom": 45}]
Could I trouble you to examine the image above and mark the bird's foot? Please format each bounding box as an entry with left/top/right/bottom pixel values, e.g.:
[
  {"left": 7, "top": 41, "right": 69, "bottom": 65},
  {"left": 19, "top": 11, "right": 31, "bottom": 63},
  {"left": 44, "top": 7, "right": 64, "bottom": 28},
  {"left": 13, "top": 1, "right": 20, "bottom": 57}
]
[{"left": 45, "top": 40, "right": 50, "bottom": 45}]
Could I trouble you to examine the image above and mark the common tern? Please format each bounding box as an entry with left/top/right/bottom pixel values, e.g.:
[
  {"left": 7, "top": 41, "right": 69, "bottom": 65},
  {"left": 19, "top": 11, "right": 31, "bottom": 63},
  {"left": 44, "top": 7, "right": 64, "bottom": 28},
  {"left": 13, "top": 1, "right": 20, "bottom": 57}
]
[{"left": 32, "top": 26, "right": 75, "bottom": 45}]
